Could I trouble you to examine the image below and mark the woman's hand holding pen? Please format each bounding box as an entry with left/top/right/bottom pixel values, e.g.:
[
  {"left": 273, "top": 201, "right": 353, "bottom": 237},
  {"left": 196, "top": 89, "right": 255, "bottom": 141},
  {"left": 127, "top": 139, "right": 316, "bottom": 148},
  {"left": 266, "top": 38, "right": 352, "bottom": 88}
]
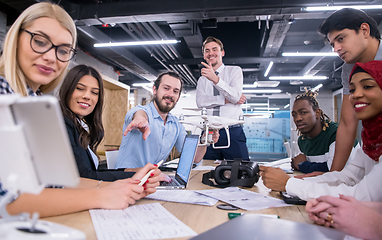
[
  {"left": 131, "top": 163, "right": 163, "bottom": 197},
  {"left": 96, "top": 178, "right": 143, "bottom": 209}
]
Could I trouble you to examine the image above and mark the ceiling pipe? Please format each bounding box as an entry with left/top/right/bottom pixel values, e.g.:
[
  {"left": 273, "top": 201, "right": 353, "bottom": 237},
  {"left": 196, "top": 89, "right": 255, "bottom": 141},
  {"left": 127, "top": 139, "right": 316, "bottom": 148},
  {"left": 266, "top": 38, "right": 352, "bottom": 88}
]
[
  {"left": 120, "top": 23, "right": 167, "bottom": 62},
  {"left": 118, "top": 23, "right": 180, "bottom": 82},
  {"left": 167, "top": 64, "right": 193, "bottom": 85},
  {"left": 130, "top": 22, "right": 171, "bottom": 61},
  {"left": 139, "top": 22, "right": 196, "bottom": 85},
  {"left": 118, "top": 22, "right": 191, "bottom": 83},
  {"left": 182, "top": 64, "right": 196, "bottom": 82},
  {"left": 151, "top": 53, "right": 171, "bottom": 71},
  {"left": 135, "top": 22, "right": 194, "bottom": 85},
  {"left": 126, "top": 22, "right": 194, "bottom": 85},
  {"left": 177, "top": 64, "right": 195, "bottom": 85},
  {"left": 77, "top": 25, "right": 158, "bottom": 81},
  {"left": 172, "top": 65, "right": 194, "bottom": 85},
  {"left": 149, "top": 22, "right": 197, "bottom": 84},
  {"left": 147, "top": 22, "right": 179, "bottom": 59},
  {"left": 139, "top": 23, "right": 176, "bottom": 61}
]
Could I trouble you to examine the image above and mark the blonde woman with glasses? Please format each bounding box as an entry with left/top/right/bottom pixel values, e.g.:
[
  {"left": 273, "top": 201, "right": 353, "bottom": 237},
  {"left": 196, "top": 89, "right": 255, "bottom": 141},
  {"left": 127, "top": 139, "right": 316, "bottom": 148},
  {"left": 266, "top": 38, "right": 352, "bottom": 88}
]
[{"left": 0, "top": 2, "right": 161, "bottom": 218}]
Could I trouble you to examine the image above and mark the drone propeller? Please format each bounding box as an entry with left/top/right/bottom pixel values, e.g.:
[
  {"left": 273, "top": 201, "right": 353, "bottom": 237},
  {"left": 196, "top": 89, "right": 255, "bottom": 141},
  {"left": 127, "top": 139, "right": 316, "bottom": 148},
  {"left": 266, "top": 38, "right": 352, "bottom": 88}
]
[
  {"left": 182, "top": 106, "right": 214, "bottom": 111},
  {"left": 179, "top": 114, "right": 202, "bottom": 117},
  {"left": 182, "top": 107, "right": 202, "bottom": 111}
]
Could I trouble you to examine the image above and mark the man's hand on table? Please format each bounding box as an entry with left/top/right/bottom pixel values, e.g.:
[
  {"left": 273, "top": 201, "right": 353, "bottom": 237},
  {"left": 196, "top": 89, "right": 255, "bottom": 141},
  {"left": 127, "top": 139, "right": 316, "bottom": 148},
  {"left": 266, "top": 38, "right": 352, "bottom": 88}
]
[{"left": 259, "top": 166, "right": 290, "bottom": 192}]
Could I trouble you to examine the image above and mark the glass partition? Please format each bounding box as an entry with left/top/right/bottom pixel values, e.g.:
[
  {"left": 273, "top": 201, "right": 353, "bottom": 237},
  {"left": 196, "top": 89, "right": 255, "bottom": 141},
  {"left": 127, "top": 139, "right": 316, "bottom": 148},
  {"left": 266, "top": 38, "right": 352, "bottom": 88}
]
[{"left": 243, "top": 97, "right": 291, "bottom": 162}]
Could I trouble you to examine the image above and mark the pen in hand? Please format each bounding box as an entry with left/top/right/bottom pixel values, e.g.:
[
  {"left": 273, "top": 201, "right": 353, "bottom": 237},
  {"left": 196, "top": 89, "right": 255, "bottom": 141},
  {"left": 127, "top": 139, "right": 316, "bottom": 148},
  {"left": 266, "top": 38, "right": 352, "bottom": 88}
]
[{"left": 138, "top": 160, "right": 164, "bottom": 186}]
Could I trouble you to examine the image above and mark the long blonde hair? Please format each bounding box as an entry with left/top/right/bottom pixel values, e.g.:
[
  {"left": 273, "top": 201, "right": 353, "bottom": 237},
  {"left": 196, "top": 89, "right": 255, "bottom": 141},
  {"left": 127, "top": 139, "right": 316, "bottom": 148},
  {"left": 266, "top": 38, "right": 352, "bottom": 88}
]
[{"left": 0, "top": 2, "right": 77, "bottom": 96}]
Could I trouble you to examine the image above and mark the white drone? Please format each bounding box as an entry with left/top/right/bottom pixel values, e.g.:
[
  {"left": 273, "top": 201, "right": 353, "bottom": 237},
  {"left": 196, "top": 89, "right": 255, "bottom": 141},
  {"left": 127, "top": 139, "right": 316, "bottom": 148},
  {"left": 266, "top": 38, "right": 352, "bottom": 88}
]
[{"left": 179, "top": 107, "right": 245, "bottom": 149}]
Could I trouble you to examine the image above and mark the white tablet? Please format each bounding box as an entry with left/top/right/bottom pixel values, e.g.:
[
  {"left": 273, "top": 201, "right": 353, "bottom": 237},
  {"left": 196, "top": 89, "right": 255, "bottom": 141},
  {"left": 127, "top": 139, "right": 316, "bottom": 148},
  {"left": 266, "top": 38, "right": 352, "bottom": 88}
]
[{"left": 9, "top": 96, "right": 79, "bottom": 189}]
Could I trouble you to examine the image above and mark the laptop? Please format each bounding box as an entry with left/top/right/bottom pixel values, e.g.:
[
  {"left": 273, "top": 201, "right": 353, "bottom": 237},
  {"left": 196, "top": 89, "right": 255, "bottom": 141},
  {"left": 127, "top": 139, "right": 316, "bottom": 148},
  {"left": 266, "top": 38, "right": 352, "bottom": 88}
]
[
  {"left": 190, "top": 214, "right": 345, "bottom": 240},
  {"left": 157, "top": 134, "right": 199, "bottom": 189}
]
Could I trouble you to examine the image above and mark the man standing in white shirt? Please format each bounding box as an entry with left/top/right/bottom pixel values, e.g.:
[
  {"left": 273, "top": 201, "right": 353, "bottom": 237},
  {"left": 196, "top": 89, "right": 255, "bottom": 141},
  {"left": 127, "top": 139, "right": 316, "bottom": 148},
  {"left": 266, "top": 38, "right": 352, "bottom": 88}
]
[{"left": 196, "top": 36, "right": 249, "bottom": 160}]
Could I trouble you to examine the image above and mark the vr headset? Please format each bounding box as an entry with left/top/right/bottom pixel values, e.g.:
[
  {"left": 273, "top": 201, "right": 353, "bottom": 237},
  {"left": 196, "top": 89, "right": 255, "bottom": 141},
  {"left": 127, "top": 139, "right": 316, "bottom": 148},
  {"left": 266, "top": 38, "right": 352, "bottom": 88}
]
[{"left": 202, "top": 159, "right": 259, "bottom": 188}]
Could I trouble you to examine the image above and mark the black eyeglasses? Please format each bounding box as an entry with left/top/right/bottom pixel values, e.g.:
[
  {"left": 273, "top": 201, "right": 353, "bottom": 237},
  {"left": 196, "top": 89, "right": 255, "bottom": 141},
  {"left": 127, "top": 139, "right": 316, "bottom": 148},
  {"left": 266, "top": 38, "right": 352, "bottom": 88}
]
[{"left": 22, "top": 29, "right": 76, "bottom": 62}]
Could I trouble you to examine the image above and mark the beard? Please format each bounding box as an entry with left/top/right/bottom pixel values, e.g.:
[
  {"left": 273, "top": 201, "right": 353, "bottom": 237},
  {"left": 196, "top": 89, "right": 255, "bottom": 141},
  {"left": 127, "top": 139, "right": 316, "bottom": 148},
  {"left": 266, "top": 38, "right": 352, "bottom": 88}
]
[{"left": 154, "top": 94, "right": 177, "bottom": 113}]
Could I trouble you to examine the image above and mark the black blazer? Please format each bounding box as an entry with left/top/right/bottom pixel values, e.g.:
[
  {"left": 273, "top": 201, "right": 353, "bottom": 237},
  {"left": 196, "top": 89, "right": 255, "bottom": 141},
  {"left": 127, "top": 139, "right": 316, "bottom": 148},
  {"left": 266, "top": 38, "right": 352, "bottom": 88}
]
[{"left": 64, "top": 116, "right": 135, "bottom": 181}]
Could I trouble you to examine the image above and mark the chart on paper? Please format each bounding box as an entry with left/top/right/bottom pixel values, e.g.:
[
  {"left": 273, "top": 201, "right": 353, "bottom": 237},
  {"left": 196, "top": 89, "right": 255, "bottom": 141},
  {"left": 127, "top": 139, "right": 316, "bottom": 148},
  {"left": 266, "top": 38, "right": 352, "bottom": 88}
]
[{"left": 90, "top": 203, "right": 197, "bottom": 240}]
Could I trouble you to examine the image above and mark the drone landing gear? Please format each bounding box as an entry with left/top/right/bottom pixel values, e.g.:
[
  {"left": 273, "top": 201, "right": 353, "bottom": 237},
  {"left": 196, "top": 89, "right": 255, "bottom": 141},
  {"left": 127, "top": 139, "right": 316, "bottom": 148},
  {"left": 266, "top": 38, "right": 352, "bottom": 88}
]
[
  {"left": 212, "top": 127, "right": 230, "bottom": 149},
  {"left": 199, "top": 126, "right": 231, "bottom": 149}
]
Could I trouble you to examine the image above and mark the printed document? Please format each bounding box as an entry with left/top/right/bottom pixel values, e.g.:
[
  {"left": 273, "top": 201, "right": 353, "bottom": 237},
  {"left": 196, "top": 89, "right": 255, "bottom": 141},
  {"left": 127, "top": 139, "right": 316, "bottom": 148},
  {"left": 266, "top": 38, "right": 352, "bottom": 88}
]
[
  {"left": 196, "top": 187, "right": 289, "bottom": 211},
  {"left": 90, "top": 203, "right": 197, "bottom": 240},
  {"left": 145, "top": 190, "right": 218, "bottom": 206},
  {"left": 261, "top": 158, "right": 293, "bottom": 173}
]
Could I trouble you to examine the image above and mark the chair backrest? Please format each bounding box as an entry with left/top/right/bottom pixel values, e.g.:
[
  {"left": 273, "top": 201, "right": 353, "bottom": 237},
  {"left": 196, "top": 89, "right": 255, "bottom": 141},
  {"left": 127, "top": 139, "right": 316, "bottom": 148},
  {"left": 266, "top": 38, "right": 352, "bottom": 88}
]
[
  {"left": 105, "top": 150, "right": 119, "bottom": 169},
  {"left": 283, "top": 142, "right": 291, "bottom": 158}
]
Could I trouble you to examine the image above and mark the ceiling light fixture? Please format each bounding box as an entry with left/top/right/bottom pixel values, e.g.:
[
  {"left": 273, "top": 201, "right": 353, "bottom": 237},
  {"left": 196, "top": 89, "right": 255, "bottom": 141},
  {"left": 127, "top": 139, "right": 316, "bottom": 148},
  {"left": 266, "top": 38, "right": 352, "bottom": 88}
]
[
  {"left": 269, "top": 76, "right": 328, "bottom": 80},
  {"left": 284, "top": 103, "right": 290, "bottom": 109},
  {"left": 264, "top": 61, "right": 274, "bottom": 77},
  {"left": 132, "top": 83, "right": 153, "bottom": 87},
  {"left": 242, "top": 89, "right": 282, "bottom": 93},
  {"left": 282, "top": 52, "right": 337, "bottom": 57},
  {"left": 244, "top": 81, "right": 280, "bottom": 88},
  {"left": 312, "top": 84, "right": 323, "bottom": 92},
  {"left": 290, "top": 80, "right": 303, "bottom": 85},
  {"left": 243, "top": 84, "right": 258, "bottom": 88},
  {"left": 94, "top": 39, "right": 179, "bottom": 48},
  {"left": 139, "top": 74, "right": 157, "bottom": 81},
  {"left": 132, "top": 82, "right": 153, "bottom": 93},
  {"left": 242, "top": 68, "right": 261, "bottom": 72},
  {"left": 306, "top": 5, "right": 382, "bottom": 11}
]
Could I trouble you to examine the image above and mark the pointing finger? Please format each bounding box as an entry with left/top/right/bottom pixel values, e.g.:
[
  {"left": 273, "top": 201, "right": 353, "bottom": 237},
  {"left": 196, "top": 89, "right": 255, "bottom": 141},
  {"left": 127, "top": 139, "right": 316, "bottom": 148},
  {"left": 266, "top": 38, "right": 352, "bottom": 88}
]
[{"left": 201, "top": 62, "right": 210, "bottom": 68}]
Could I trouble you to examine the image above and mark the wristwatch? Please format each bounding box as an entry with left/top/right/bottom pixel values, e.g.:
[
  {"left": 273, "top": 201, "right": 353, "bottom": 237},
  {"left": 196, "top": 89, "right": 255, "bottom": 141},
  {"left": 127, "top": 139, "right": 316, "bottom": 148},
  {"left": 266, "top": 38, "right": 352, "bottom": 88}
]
[{"left": 298, "top": 161, "right": 306, "bottom": 169}]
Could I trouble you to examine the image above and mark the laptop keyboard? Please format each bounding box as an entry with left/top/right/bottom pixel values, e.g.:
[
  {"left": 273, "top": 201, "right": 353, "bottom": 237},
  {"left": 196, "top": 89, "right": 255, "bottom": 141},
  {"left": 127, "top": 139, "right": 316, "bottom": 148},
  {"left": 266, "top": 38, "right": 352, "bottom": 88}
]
[{"left": 160, "top": 178, "right": 180, "bottom": 186}]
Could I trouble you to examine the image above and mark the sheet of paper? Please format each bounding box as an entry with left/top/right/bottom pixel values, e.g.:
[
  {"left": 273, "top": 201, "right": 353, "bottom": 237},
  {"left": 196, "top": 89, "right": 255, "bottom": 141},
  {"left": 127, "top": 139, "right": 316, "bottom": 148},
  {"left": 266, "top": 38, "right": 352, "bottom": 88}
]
[
  {"left": 90, "top": 203, "right": 197, "bottom": 240},
  {"left": 192, "top": 165, "right": 215, "bottom": 171},
  {"left": 196, "top": 187, "right": 290, "bottom": 211},
  {"left": 262, "top": 157, "right": 291, "bottom": 167},
  {"left": 145, "top": 190, "right": 218, "bottom": 206},
  {"left": 262, "top": 158, "right": 293, "bottom": 173},
  {"left": 160, "top": 158, "right": 180, "bottom": 169}
]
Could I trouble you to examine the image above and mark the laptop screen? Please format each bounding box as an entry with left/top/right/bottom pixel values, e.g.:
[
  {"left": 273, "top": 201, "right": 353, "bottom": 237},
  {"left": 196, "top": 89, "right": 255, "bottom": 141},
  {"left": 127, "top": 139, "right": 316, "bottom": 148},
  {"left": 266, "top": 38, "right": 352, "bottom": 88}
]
[{"left": 176, "top": 135, "right": 199, "bottom": 183}]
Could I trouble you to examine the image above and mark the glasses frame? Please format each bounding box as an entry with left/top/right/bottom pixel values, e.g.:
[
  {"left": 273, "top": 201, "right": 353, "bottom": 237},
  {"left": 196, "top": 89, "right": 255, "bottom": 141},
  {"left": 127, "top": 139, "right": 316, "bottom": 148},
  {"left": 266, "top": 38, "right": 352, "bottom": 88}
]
[{"left": 22, "top": 29, "right": 76, "bottom": 62}]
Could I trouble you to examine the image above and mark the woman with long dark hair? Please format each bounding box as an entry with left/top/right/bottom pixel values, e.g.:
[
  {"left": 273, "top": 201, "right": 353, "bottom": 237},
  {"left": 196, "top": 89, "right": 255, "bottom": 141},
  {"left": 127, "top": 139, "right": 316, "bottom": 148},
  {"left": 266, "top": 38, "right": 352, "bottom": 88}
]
[{"left": 59, "top": 64, "right": 161, "bottom": 181}]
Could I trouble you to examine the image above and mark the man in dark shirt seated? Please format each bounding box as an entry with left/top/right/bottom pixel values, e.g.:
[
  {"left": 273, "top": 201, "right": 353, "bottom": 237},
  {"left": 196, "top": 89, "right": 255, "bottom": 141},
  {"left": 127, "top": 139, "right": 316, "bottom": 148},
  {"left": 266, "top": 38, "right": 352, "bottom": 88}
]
[{"left": 290, "top": 90, "right": 358, "bottom": 174}]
